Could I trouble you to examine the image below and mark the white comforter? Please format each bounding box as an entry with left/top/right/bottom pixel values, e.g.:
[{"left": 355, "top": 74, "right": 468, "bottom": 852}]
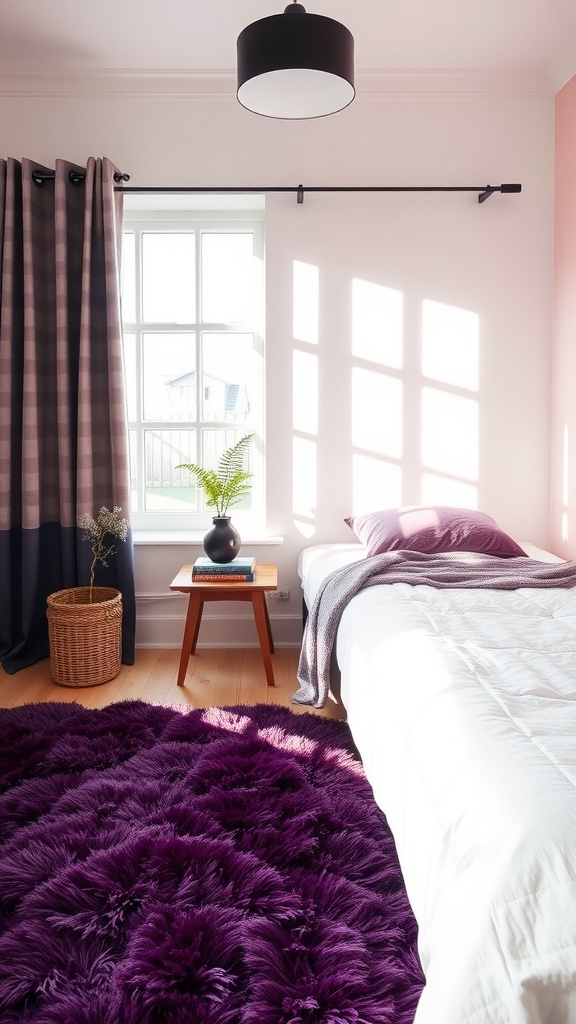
[{"left": 299, "top": 545, "right": 576, "bottom": 1024}]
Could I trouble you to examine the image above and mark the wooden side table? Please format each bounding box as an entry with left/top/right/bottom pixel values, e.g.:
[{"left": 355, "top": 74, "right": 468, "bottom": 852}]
[{"left": 170, "top": 563, "right": 278, "bottom": 687}]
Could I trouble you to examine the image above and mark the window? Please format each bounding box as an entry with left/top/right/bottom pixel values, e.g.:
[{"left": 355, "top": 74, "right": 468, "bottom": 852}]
[{"left": 121, "top": 207, "right": 265, "bottom": 532}]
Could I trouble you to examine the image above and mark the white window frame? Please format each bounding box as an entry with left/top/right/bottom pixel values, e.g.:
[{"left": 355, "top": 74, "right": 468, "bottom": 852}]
[{"left": 121, "top": 206, "right": 265, "bottom": 533}]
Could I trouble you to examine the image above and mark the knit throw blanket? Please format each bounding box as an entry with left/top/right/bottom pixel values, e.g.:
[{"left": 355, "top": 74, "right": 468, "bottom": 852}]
[{"left": 292, "top": 550, "right": 576, "bottom": 709}]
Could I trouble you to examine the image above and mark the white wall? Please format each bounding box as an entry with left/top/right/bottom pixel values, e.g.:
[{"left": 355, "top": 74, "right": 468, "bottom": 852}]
[{"left": 0, "top": 72, "right": 554, "bottom": 647}]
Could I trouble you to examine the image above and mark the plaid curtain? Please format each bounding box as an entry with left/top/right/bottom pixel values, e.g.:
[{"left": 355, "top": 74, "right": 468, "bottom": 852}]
[{"left": 0, "top": 157, "right": 135, "bottom": 673}]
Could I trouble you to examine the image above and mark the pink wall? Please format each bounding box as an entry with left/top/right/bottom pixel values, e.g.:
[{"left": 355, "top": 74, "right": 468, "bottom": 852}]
[{"left": 552, "top": 77, "right": 576, "bottom": 555}]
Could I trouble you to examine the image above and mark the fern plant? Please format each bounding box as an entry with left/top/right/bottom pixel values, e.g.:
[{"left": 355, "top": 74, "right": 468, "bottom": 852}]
[{"left": 176, "top": 433, "right": 254, "bottom": 517}]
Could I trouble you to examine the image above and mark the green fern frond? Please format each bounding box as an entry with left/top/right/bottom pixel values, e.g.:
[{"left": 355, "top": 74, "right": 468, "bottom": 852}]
[
  {"left": 217, "top": 433, "right": 254, "bottom": 480},
  {"left": 176, "top": 433, "right": 255, "bottom": 516}
]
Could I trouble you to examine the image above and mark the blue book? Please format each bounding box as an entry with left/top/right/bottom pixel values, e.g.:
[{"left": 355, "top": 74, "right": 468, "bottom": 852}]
[{"left": 193, "top": 555, "right": 256, "bottom": 574}]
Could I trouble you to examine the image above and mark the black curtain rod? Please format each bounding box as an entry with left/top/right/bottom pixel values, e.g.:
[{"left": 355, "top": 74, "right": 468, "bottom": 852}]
[{"left": 31, "top": 170, "right": 522, "bottom": 205}]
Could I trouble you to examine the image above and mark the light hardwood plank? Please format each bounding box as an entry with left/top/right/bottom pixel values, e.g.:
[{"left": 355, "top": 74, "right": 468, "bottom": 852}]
[
  {"left": 102, "top": 649, "right": 157, "bottom": 705},
  {"left": 210, "top": 648, "right": 242, "bottom": 708},
  {"left": 138, "top": 648, "right": 181, "bottom": 706},
  {"left": 0, "top": 660, "right": 72, "bottom": 707},
  {"left": 78, "top": 661, "right": 139, "bottom": 710},
  {"left": 239, "top": 647, "right": 272, "bottom": 707},
  {"left": 0, "top": 648, "right": 346, "bottom": 720}
]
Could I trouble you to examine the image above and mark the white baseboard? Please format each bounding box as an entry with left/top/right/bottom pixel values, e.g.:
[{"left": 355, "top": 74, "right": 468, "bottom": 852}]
[
  {"left": 136, "top": 639, "right": 301, "bottom": 649},
  {"left": 135, "top": 594, "right": 303, "bottom": 648}
]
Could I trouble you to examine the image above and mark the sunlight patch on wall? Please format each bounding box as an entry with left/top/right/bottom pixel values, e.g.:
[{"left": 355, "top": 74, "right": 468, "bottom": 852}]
[
  {"left": 352, "top": 279, "right": 403, "bottom": 368},
  {"left": 422, "top": 387, "right": 478, "bottom": 482},
  {"left": 352, "top": 454, "right": 402, "bottom": 514},
  {"left": 420, "top": 298, "right": 480, "bottom": 507},
  {"left": 352, "top": 368, "right": 402, "bottom": 459},
  {"left": 293, "top": 436, "right": 317, "bottom": 526},
  {"left": 421, "top": 473, "right": 478, "bottom": 508},
  {"left": 422, "top": 299, "right": 478, "bottom": 390},
  {"left": 292, "top": 260, "right": 319, "bottom": 534},
  {"left": 294, "top": 521, "right": 316, "bottom": 539},
  {"left": 293, "top": 261, "right": 319, "bottom": 345},
  {"left": 350, "top": 279, "right": 404, "bottom": 515},
  {"left": 293, "top": 351, "right": 318, "bottom": 434}
]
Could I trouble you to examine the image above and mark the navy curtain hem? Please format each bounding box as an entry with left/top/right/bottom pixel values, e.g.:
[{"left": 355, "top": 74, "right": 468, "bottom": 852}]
[{"left": 0, "top": 524, "right": 135, "bottom": 675}]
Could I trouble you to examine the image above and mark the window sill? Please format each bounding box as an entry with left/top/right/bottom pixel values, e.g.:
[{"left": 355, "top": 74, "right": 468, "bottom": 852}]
[{"left": 133, "top": 531, "right": 284, "bottom": 546}]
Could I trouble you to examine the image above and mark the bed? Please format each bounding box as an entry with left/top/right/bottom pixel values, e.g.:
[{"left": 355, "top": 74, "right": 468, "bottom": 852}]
[{"left": 295, "top": 509, "right": 576, "bottom": 1024}]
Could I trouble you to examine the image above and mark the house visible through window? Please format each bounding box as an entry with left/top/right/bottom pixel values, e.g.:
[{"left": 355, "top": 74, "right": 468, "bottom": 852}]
[{"left": 121, "top": 203, "right": 264, "bottom": 532}]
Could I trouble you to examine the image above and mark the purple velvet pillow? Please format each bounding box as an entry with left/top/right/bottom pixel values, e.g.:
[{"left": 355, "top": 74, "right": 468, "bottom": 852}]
[{"left": 344, "top": 505, "right": 526, "bottom": 559}]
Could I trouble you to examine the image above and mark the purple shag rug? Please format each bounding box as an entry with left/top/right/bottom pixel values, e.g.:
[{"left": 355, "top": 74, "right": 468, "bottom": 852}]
[{"left": 0, "top": 700, "right": 424, "bottom": 1024}]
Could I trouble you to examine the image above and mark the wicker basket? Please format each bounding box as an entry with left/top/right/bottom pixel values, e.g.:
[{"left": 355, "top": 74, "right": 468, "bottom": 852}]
[{"left": 46, "top": 586, "right": 123, "bottom": 687}]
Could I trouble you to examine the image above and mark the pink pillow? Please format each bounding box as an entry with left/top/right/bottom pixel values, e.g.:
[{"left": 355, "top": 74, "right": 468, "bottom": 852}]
[{"left": 344, "top": 505, "right": 526, "bottom": 559}]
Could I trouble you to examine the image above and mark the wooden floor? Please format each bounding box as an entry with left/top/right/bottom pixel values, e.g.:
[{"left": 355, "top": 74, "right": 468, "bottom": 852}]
[{"left": 0, "top": 648, "right": 346, "bottom": 719}]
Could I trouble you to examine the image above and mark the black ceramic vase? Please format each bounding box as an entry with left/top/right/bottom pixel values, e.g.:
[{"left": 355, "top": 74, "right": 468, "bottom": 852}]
[{"left": 203, "top": 516, "right": 241, "bottom": 563}]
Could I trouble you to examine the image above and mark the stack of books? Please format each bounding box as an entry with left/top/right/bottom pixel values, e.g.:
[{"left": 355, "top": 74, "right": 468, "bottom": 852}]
[{"left": 192, "top": 555, "right": 256, "bottom": 582}]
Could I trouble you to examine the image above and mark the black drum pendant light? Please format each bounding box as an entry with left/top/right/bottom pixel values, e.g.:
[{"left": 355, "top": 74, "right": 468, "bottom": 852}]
[{"left": 236, "top": 1, "right": 355, "bottom": 119}]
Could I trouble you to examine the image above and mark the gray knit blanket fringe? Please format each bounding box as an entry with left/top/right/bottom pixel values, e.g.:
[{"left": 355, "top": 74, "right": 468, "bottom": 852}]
[{"left": 292, "top": 550, "right": 576, "bottom": 709}]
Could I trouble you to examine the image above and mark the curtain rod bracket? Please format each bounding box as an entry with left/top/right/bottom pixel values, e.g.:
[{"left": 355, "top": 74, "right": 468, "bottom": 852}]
[
  {"left": 297, "top": 184, "right": 304, "bottom": 204},
  {"left": 478, "top": 183, "right": 521, "bottom": 204},
  {"left": 478, "top": 185, "right": 496, "bottom": 204}
]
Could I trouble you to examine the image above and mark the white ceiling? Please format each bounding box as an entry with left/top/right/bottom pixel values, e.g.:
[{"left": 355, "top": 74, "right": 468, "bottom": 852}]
[{"left": 0, "top": 0, "right": 575, "bottom": 90}]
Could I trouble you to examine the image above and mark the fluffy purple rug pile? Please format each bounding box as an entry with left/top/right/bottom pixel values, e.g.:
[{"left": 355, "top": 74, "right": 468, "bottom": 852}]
[{"left": 0, "top": 700, "right": 424, "bottom": 1023}]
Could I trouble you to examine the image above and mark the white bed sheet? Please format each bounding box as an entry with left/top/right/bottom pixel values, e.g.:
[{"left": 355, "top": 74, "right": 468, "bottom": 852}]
[{"left": 298, "top": 542, "right": 576, "bottom": 1024}]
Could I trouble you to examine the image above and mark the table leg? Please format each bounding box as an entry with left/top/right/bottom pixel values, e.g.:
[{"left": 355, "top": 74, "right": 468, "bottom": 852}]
[
  {"left": 251, "top": 591, "right": 275, "bottom": 686},
  {"left": 177, "top": 592, "right": 204, "bottom": 686},
  {"left": 263, "top": 595, "right": 274, "bottom": 654}
]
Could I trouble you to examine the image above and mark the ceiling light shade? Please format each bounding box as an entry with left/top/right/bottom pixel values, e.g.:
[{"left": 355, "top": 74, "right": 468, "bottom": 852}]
[{"left": 237, "top": 2, "right": 355, "bottom": 119}]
